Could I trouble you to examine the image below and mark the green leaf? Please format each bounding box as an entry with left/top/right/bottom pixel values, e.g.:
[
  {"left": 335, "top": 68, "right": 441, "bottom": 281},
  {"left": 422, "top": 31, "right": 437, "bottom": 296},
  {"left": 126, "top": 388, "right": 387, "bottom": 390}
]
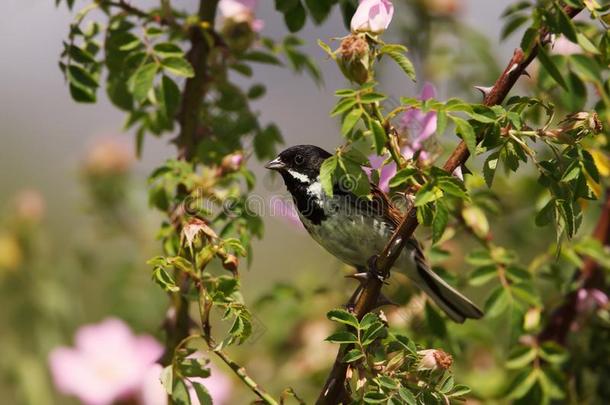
[
  {"left": 483, "top": 151, "right": 499, "bottom": 188},
  {"left": 507, "top": 368, "right": 538, "bottom": 399},
  {"left": 415, "top": 183, "right": 443, "bottom": 206},
  {"left": 161, "top": 75, "right": 180, "bottom": 118},
  {"left": 67, "top": 64, "right": 99, "bottom": 89},
  {"left": 154, "top": 42, "right": 184, "bottom": 58},
  {"left": 388, "top": 167, "right": 417, "bottom": 188},
  {"left": 320, "top": 156, "right": 338, "bottom": 196},
  {"left": 171, "top": 378, "right": 191, "bottom": 405},
  {"left": 327, "top": 308, "right": 359, "bottom": 328},
  {"left": 554, "top": 4, "right": 578, "bottom": 42},
  {"left": 242, "top": 50, "right": 282, "bottom": 65},
  {"left": 343, "top": 348, "right": 365, "bottom": 363},
  {"left": 506, "top": 345, "right": 537, "bottom": 369},
  {"left": 469, "top": 265, "right": 497, "bottom": 286},
  {"left": 537, "top": 47, "right": 568, "bottom": 90},
  {"left": 371, "top": 119, "right": 387, "bottom": 154},
  {"left": 382, "top": 48, "right": 416, "bottom": 81},
  {"left": 432, "top": 201, "right": 449, "bottom": 244},
  {"left": 485, "top": 286, "right": 511, "bottom": 318},
  {"left": 341, "top": 108, "right": 363, "bottom": 136},
  {"left": 284, "top": 2, "right": 306, "bottom": 32},
  {"left": 162, "top": 57, "right": 195, "bottom": 78},
  {"left": 325, "top": 331, "right": 358, "bottom": 343},
  {"left": 129, "top": 63, "right": 157, "bottom": 102},
  {"left": 398, "top": 387, "right": 417, "bottom": 405},
  {"left": 452, "top": 116, "right": 477, "bottom": 156},
  {"left": 191, "top": 382, "right": 212, "bottom": 405}
]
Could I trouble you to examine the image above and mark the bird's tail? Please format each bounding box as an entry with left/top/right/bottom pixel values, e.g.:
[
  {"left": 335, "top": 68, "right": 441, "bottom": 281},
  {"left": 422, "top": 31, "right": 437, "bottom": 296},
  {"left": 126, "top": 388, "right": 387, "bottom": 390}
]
[{"left": 407, "top": 240, "right": 484, "bottom": 323}]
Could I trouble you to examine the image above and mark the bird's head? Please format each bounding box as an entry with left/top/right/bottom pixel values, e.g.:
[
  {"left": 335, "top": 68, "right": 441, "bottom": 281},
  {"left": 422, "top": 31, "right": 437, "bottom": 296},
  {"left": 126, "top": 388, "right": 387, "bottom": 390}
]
[{"left": 265, "top": 145, "right": 332, "bottom": 183}]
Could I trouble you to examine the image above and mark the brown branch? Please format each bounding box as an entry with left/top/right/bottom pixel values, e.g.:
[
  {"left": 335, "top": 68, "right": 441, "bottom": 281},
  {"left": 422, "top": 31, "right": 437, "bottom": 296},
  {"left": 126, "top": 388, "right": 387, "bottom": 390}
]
[
  {"left": 316, "top": 6, "right": 582, "bottom": 404},
  {"left": 176, "top": 0, "right": 220, "bottom": 159},
  {"left": 538, "top": 188, "right": 610, "bottom": 344},
  {"left": 162, "top": 0, "right": 220, "bottom": 365}
]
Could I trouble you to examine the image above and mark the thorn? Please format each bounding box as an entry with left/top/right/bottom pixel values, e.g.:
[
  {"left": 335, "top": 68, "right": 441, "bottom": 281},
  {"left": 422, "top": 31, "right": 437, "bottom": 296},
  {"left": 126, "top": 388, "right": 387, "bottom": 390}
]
[
  {"left": 507, "top": 62, "right": 519, "bottom": 75},
  {"left": 345, "top": 272, "right": 369, "bottom": 283},
  {"left": 474, "top": 85, "right": 493, "bottom": 98}
]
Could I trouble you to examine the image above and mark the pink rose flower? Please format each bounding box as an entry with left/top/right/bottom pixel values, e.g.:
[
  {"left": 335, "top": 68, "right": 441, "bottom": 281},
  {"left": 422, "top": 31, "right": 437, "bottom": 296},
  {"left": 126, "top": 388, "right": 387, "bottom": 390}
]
[
  {"left": 370, "top": 83, "right": 463, "bottom": 191},
  {"left": 351, "top": 0, "right": 394, "bottom": 34},
  {"left": 48, "top": 318, "right": 163, "bottom": 405},
  {"left": 140, "top": 363, "right": 232, "bottom": 405}
]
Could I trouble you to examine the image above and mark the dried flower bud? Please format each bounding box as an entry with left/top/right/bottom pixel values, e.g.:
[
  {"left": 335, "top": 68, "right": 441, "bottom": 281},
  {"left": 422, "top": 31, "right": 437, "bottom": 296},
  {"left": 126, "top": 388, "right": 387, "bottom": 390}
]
[
  {"left": 182, "top": 218, "right": 217, "bottom": 248},
  {"left": 547, "top": 112, "right": 603, "bottom": 143},
  {"left": 417, "top": 349, "right": 453, "bottom": 371},
  {"left": 222, "top": 254, "right": 239, "bottom": 274},
  {"left": 338, "top": 34, "right": 371, "bottom": 84}
]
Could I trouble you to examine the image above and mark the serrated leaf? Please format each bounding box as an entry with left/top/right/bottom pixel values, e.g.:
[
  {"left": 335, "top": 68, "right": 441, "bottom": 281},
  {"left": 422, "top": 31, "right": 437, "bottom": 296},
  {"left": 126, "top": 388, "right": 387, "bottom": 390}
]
[
  {"left": 343, "top": 348, "right": 365, "bottom": 363},
  {"left": 469, "top": 265, "right": 497, "bottom": 286},
  {"left": 452, "top": 116, "right": 477, "bottom": 156},
  {"left": 325, "top": 331, "right": 358, "bottom": 343},
  {"left": 432, "top": 201, "right": 449, "bottom": 244},
  {"left": 320, "top": 156, "right": 338, "bottom": 196},
  {"left": 162, "top": 57, "right": 194, "bottom": 78},
  {"left": 506, "top": 345, "right": 537, "bottom": 369},
  {"left": 370, "top": 119, "right": 387, "bottom": 154},
  {"left": 485, "top": 286, "right": 511, "bottom": 318},
  {"left": 341, "top": 108, "right": 363, "bottom": 136},
  {"left": 327, "top": 308, "right": 359, "bottom": 328},
  {"left": 382, "top": 49, "right": 416, "bottom": 81},
  {"left": 129, "top": 63, "right": 157, "bottom": 102}
]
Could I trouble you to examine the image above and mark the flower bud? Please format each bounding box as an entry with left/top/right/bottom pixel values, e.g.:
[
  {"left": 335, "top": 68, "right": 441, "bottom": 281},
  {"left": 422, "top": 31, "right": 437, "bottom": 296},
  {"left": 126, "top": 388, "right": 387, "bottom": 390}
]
[
  {"left": 417, "top": 349, "right": 453, "bottom": 371},
  {"left": 220, "top": 152, "right": 244, "bottom": 174},
  {"left": 338, "top": 34, "right": 371, "bottom": 84},
  {"left": 351, "top": 0, "right": 394, "bottom": 34},
  {"left": 222, "top": 254, "right": 239, "bottom": 274},
  {"left": 13, "top": 189, "right": 45, "bottom": 224},
  {"left": 83, "top": 138, "right": 132, "bottom": 176}
]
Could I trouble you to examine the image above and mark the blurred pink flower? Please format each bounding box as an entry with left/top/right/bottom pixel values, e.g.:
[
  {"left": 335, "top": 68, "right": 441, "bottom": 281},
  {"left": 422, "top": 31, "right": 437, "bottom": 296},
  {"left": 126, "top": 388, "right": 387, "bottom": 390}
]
[
  {"left": 370, "top": 83, "right": 441, "bottom": 191},
  {"left": 270, "top": 196, "right": 303, "bottom": 229},
  {"left": 351, "top": 0, "right": 394, "bottom": 34},
  {"left": 369, "top": 83, "right": 464, "bottom": 190},
  {"left": 48, "top": 318, "right": 163, "bottom": 405},
  {"left": 219, "top": 0, "right": 264, "bottom": 31},
  {"left": 576, "top": 288, "right": 608, "bottom": 313},
  {"left": 140, "top": 363, "right": 232, "bottom": 405}
]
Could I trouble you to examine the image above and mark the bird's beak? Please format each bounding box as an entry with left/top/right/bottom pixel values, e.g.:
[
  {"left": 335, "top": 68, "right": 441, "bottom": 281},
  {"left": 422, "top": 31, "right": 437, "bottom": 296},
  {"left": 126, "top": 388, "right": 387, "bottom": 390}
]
[{"left": 265, "top": 157, "right": 285, "bottom": 170}]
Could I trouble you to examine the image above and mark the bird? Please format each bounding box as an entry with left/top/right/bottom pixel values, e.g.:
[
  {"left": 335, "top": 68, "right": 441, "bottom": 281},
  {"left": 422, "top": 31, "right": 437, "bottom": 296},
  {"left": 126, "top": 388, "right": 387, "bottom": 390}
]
[{"left": 265, "top": 144, "right": 483, "bottom": 323}]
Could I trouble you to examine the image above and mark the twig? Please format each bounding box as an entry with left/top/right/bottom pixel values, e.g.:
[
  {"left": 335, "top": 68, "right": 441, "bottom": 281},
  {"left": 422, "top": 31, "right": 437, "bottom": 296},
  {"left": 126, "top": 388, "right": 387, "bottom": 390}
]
[
  {"left": 196, "top": 283, "right": 279, "bottom": 405},
  {"left": 316, "top": 6, "right": 582, "bottom": 404},
  {"left": 102, "top": 0, "right": 180, "bottom": 28}
]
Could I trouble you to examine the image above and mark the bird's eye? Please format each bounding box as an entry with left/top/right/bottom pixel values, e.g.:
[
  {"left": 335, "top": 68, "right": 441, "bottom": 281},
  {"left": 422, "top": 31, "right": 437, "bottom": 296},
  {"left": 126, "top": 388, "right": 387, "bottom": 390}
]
[{"left": 294, "top": 154, "right": 304, "bottom": 165}]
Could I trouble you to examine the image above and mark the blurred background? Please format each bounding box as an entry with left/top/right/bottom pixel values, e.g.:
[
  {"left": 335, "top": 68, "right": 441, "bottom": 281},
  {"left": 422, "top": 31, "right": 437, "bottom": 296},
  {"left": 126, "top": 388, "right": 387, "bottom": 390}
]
[{"left": 1, "top": 0, "right": 578, "bottom": 404}]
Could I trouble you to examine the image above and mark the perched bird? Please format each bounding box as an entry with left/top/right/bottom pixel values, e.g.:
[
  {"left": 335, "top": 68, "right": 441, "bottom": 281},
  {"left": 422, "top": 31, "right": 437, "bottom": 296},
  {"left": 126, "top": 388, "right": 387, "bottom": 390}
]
[{"left": 265, "top": 145, "right": 483, "bottom": 323}]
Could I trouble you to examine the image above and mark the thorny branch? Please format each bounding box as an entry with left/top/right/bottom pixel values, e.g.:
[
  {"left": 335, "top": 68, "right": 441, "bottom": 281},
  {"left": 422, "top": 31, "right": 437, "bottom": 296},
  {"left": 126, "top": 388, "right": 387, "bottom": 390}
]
[{"left": 316, "top": 6, "right": 582, "bottom": 404}]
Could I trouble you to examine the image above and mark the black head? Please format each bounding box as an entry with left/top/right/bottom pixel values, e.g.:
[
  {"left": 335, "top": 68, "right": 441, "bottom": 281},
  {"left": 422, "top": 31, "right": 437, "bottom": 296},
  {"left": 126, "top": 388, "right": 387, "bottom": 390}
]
[{"left": 265, "top": 145, "right": 332, "bottom": 181}]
